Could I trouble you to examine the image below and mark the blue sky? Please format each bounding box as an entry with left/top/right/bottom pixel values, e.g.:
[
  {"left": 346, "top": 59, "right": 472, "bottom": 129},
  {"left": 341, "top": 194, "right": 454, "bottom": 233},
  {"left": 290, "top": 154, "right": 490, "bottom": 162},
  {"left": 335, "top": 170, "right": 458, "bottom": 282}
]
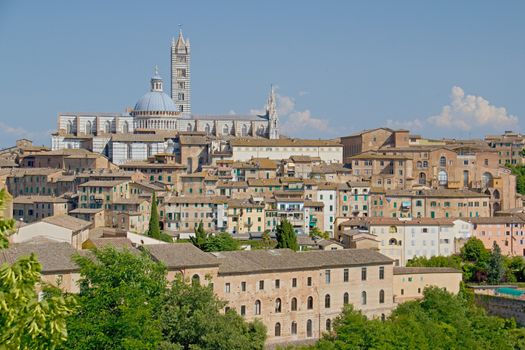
[{"left": 0, "top": 0, "right": 523, "bottom": 146}]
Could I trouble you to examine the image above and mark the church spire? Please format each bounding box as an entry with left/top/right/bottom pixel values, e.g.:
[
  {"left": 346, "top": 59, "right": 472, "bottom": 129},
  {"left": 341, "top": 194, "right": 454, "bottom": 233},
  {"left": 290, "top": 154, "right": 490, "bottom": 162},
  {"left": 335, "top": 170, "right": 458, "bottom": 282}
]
[{"left": 266, "top": 85, "right": 279, "bottom": 139}]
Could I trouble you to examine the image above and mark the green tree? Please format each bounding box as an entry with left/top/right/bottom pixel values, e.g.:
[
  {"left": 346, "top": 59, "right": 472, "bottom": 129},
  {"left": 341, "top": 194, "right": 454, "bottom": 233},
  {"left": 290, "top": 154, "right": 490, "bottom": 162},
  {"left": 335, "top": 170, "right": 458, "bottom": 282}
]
[
  {"left": 148, "top": 192, "right": 161, "bottom": 239},
  {"left": 190, "top": 223, "right": 239, "bottom": 252},
  {"left": 507, "top": 165, "right": 525, "bottom": 195},
  {"left": 461, "top": 237, "right": 490, "bottom": 263},
  {"left": 0, "top": 189, "right": 14, "bottom": 248},
  {"left": 0, "top": 189, "right": 74, "bottom": 350},
  {"left": 190, "top": 221, "right": 207, "bottom": 250},
  {"left": 64, "top": 248, "right": 167, "bottom": 350},
  {"left": 275, "top": 219, "right": 299, "bottom": 251},
  {"left": 160, "top": 276, "right": 266, "bottom": 350},
  {"left": 487, "top": 241, "right": 505, "bottom": 284},
  {"left": 309, "top": 227, "right": 329, "bottom": 240},
  {"left": 407, "top": 255, "right": 462, "bottom": 269},
  {"left": 260, "top": 230, "right": 275, "bottom": 250},
  {"left": 309, "top": 287, "right": 525, "bottom": 350}
]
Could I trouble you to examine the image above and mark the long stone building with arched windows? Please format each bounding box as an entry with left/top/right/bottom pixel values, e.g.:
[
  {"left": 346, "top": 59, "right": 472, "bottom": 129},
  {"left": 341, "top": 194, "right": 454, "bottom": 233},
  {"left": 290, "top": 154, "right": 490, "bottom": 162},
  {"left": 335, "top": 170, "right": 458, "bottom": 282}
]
[{"left": 51, "top": 31, "right": 280, "bottom": 165}]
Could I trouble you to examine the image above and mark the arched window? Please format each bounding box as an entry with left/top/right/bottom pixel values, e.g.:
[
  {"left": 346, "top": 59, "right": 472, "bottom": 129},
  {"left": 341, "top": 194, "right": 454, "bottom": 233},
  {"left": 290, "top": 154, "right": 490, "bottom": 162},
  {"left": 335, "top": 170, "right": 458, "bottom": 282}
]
[
  {"left": 343, "top": 292, "right": 349, "bottom": 305},
  {"left": 187, "top": 123, "right": 192, "bottom": 132},
  {"left": 389, "top": 225, "right": 397, "bottom": 233},
  {"left": 66, "top": 120, "right": 73, "bottom": 134},
  {"left": 307, "top": 296, "right": 313, "bottom": 310},
  {"left": 325, "top": 294, "right": 331, "bottom": 308},
  {"left": 241, "top": 124, "right": 248, "bottom": 136},
  {"left": 389, "top": 238, "right": 397, "bottom": 245},
  {"left": 275, "top": 298, "right": 282, "bottom": 313},
  {"left": 192, "top": 274, "right": 200, "bottom": 285},
  {"left": 223, "top": 125, "right": 229, "bottom": 135},
  {"left": 482, "top": 172, "right": 493, "bottom": 188},
  {"left": 274, "top": 322, "right": 281, "bottom": 337},
  {"left": 306, "top": 319, "right": 313, "bottom": 337},
  {"left": 361, "top": 291, "right": 367, "bottom": 305},
  {"left": 123, "top": 121, "right": 129, "bottom": 134},
  {"left": 379, "top": 290, "right": 385, "bottom": 304},
  {"left": 463, "top": 170, "right": 469, "bottom": 187},
  {"left": 423, "top": 160, "right": 428, "bottom": 168},
  {"left": 85, "top": 121, "right": 92, "bottom": 134},
  {"left": 416, "top": 161, "right": 422, "bottom": 168},
  {"left": 439, "top": 156, "right": 447, "bottom": 167},
  {"left": 204, "top": 124, "right": 211, "bottom": 134},
  {"left": 326, "top": 319, "right": 331, "bottom": 332},
  {"left": 291, "top": 321, "right": 297, "bottom": 335},
  {"left": 104, "top": 120, "right": 111, "bottom": 133},
  {"left": 381, "top": 313, "right": 386, "bottom": 321},
  {"left": 291, "top": 297, "right": 297, "bottom": 311},
  {"left": 438, "top": 170, "right": 448, "bottom": 185},
  {"left": 258, "top": 125, "right": 265, "bottom": 136},
  {"left": 254, "top": 300, "right": 261, "bottom": 315},
  {"left": 493, "top": 189, "right": 500, "bottom": 200},
  {"left": 419, "top": 172, "right": 426, "bottom": 185}
]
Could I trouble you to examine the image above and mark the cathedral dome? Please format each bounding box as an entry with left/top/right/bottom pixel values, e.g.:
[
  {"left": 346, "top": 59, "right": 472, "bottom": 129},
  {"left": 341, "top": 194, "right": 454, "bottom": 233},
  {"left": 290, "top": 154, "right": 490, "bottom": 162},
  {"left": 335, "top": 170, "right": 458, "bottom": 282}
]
[
  {"left": 133, "top": 67, "right": 178, "bottom": 114},
  {"left": 134, "top": 91, "right": 178, "bottom": 112}
]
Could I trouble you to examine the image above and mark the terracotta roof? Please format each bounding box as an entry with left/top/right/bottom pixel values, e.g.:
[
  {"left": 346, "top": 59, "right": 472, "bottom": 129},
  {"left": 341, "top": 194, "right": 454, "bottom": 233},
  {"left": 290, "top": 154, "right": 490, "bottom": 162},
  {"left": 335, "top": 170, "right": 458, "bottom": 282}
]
[
  {"left": 230, "top": 138, "right": 342, "bottom": 147},
  {"left": 214, "top": 248, "right": 392, "bottom": 275},
  {"left": 289, "top": 155, "right": 321, "bottom": 163},
  {"left": 42, "top": 214, "right": 92, "bottom": 231},
  {"left": 145, "top": 243, "right": 219, "bottom": 269},
  {"left": 341, "top": 217, "right": 455, "bottom": 227},
  {"left": 304, "top": 200, "right": 324, "bottom": 207},
  {"left": 165, "top": 195, "right": 226, "bottom": 204},
  {"left": 469, "top": 216, "right": 525, "bottom": 225},
  {"left": 70, "top": 208, "right": 105, "bottom": 214},
  {"left": 79, "top": 180, "right": 128, "bottom": 187},
  {"left": 13, "top": 195, "right": 68, "bottom": 204},
  {"left": 179, "top": 135, "right": 209, "bottom": 145},
  {"left": 0, "top": 240, "right": 80, "bottom": 273}
]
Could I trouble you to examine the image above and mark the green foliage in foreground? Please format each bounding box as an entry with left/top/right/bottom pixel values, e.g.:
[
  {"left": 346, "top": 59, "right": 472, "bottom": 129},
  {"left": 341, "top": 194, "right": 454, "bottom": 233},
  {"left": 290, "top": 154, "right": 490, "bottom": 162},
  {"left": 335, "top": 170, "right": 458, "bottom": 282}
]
[
  {"left": 63, "top": 247, "right": 265, "bottom": 350},
  {"left": 299, "top": 287, "right": 525, "bottom": 350},
  {"left": 0, "top": 255, "right": 76, "bottom": 350}
]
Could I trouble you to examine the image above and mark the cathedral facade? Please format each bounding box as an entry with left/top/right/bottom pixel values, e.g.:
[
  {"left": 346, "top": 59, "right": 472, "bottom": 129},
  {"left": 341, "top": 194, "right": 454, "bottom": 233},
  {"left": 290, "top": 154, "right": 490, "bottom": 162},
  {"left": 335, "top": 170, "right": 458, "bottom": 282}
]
[{"left": 51, "top": 30, "right": 279, "bottom": 164}]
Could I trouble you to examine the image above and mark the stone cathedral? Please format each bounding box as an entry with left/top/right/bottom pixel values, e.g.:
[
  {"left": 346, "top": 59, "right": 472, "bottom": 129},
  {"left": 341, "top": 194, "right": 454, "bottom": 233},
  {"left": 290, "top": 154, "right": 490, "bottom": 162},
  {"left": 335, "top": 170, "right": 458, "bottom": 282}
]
[{"left": 51, "top": 30, "right": 280, "bottom": 163}]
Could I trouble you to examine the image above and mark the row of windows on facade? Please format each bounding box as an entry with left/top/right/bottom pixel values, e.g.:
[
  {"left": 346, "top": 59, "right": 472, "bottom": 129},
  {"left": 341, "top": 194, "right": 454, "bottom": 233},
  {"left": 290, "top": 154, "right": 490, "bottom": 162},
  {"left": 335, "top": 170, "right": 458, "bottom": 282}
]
[
  {"left": 236, "top": 290, "right": 386, "bottom": 319},
  {"left": 223, "top": 267, "right": 385, "bottom": 295}
]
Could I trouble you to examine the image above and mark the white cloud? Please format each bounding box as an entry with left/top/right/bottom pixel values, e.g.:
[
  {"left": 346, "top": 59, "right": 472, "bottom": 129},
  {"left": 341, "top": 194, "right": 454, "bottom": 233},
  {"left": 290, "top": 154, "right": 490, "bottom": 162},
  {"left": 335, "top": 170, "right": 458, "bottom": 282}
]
[
  {"left": 248, "top": 90, "right": 333, "bottom": 137},
  {"left": 0, "top": 122, "right": 51, "bottom": 146},
  {"left": 384, "top": 86, "right": 519, "bottom": 135},
  {"left": 385, "top": 118, "right": 424, "bottom": 131},
  {"left": 427, "top": 86, "right": 518, "bottom": 131},
  {"left": 281, "top": 110, "right": 331, "bottom": 134},
  {"left": 228, "top": 109, "right": 236, "bottom": 115},
  {"left": 298, "top": 91, "right": 309, "bottom": 96}
]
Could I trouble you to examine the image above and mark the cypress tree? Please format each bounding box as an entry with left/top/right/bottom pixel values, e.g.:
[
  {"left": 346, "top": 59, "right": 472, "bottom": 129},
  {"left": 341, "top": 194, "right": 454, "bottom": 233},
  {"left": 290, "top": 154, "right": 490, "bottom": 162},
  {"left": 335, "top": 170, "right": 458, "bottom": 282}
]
[
  {"left": 276, "top": 219, "right": 299, "bottom": 251},
  {"left": 148, "top": 192, "right": 161, "bottom": 239}
]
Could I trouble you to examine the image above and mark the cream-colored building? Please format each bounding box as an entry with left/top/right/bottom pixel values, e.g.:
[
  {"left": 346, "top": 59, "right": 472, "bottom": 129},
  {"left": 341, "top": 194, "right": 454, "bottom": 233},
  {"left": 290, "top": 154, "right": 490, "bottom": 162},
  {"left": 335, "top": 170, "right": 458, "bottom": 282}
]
[
  {"left": 393, "top": 267, "right": 462, "bottom": 303},
  {"left": 228, "top": 139, "right": 343, "bottom": 163},
  {"left": 11, "top": 214, "right": 91, "bottom": 250}
]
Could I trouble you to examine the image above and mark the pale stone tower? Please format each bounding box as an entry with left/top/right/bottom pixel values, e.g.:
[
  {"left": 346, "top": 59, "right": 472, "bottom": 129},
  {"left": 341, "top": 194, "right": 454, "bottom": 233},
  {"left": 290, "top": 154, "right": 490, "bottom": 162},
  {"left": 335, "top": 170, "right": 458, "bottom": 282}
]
[
  {"left": 266, "top": 85, "right": 279, "bottom": 139},
  {"left": 171, "top": 29, "right": 191, "bottom": 114}
]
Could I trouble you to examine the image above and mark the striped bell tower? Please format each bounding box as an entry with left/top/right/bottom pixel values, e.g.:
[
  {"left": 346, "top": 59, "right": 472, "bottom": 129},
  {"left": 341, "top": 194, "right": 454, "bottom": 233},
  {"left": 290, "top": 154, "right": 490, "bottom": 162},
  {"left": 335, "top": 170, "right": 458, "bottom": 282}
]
[{"left": 171, "top": 28, "right": 191, "bottom": 115}]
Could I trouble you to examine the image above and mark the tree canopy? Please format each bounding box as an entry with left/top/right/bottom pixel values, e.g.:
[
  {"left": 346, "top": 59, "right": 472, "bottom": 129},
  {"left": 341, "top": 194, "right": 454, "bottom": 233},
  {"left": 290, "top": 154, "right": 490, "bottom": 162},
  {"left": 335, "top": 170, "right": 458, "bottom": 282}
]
[
  {"left": 307, "top": 287, "right": 525, "bottom": 350},
  {"left": 190, "top": 222, "right": 239, "bottom": 252},
  {"left": 276, "top": 219, "right": 299, "bottom": 251},
  {"left": 0, "top": 189, "right": 74, "bottom": 350},
  {"left": 63, "top": 247, "right": 264, "bottom": 349}
]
